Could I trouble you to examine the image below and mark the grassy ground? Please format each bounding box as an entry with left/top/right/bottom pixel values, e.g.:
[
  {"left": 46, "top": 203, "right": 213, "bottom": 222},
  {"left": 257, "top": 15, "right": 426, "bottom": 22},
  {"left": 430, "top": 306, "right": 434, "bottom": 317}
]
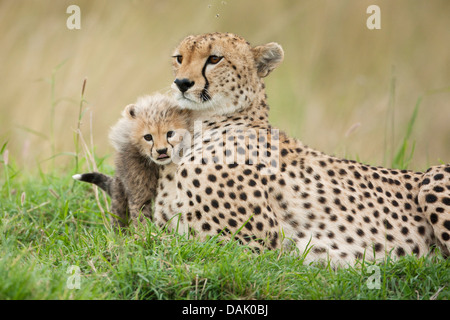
[{"left": 0, "top": 151, "right": 449, "bottom": 300}]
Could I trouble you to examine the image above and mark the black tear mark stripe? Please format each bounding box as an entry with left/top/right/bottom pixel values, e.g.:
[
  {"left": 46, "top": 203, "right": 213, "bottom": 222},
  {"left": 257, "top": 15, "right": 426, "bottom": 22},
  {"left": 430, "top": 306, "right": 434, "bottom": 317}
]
[{"left": 200, "top": 59, "right": 211, "bottom": 102}]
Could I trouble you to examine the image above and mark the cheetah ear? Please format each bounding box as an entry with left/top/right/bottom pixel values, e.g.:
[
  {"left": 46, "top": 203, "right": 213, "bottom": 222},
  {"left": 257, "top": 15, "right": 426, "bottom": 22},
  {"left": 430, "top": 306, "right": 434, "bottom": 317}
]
[
  {"left": 252, "top": 42, "right": 284, "bottom": 78},
  {"left": 124, "top": 104, "right": 137, "bottom": 119}
]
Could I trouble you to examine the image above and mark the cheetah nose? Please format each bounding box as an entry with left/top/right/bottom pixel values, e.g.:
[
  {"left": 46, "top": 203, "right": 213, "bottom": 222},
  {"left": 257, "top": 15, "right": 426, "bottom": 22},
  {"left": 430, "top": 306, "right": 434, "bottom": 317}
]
[
  {"left": 156, "top": 148, "right": 168, "bottom": 155},
  {"left": 174, "top": 78, "right": 195, "bottom": 93}
]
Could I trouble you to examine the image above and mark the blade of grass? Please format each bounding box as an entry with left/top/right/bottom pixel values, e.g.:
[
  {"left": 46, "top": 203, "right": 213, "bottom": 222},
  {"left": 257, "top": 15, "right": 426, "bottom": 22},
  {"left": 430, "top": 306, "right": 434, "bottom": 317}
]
[
  {"left": 2, "top": 148, "right": 11, "bottom": 201},
  {"left": 77, "top": 123, "right": 111, "bottom": 229},
  {"left": 74, "top": 78, "right": 88, "bottom": 173},
  {"left": 392, "top": 96, "right": 421, "bottom": 169}
]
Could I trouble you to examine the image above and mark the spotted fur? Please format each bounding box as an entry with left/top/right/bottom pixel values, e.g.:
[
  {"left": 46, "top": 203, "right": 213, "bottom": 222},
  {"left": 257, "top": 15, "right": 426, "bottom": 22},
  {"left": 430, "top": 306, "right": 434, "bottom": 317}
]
[{"left": 418, "top": 164, "right": 450, "bottom": 256}]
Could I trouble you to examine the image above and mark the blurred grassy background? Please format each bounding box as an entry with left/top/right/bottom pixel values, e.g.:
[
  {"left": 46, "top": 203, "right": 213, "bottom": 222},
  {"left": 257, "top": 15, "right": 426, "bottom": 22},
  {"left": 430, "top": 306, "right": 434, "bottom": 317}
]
[{"left": 1, "top": 0, "right": 449, "bottom": 173}]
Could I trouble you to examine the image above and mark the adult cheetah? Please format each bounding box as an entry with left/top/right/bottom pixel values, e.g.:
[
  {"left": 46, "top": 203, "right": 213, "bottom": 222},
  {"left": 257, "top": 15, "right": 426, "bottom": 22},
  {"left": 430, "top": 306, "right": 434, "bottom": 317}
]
[{"left": 155, "top": 32, "right": 449, "bottom": 265}]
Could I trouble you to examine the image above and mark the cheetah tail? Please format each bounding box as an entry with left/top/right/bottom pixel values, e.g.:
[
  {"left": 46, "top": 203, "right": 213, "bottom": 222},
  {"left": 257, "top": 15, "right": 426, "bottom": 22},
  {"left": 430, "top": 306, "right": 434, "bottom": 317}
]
[{"left": 72, "top": 172, "right": 113, "bottom": 196}]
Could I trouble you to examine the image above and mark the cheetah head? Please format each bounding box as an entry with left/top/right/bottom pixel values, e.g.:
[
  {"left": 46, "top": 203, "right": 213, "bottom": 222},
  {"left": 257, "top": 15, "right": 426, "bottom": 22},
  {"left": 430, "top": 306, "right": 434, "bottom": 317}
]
[
  {"left": 171, "top": 32, "right": 284, "bottom": 115},
  {"left": 110, "top": 94, "right": 191, "bottom": 166}
]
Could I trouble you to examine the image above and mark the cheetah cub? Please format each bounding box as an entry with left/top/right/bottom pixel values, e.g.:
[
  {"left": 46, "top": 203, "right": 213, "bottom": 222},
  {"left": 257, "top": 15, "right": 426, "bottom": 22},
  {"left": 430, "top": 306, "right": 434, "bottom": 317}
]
[{"left": 73, "top": 94, "right": 191, "bottom": 228}]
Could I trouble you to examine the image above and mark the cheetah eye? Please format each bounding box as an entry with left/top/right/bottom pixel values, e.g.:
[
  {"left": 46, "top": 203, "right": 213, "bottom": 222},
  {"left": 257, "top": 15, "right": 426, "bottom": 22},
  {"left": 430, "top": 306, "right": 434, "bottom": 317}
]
[
  {"left": 174, "top": 55, "right": 183, "bottom": 64},
  {"left": 167, "top": 131, "right": 175, "bottom": 138},
  {"left": 143, "top": 134, "right": 153, "bottom": 141},
  {"left": 207, "top": 55, "right": 222, "bottom": 65}
]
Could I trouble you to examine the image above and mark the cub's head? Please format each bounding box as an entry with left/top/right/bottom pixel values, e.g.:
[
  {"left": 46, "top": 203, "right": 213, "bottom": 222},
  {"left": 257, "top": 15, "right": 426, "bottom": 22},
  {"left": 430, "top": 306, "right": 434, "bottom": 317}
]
[
  {"left": 171, "top": 32, "right": 284, "bottom": 115},
  {"left": 109, "top": 94, "right": 191, "bottom": 165}
]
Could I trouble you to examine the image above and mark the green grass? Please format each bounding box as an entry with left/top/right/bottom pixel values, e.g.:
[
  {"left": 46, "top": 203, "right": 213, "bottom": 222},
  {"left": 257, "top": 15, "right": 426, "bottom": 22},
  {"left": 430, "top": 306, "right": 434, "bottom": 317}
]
[{"left": 0, "top": 151, "right": 449, "bottom": 300}]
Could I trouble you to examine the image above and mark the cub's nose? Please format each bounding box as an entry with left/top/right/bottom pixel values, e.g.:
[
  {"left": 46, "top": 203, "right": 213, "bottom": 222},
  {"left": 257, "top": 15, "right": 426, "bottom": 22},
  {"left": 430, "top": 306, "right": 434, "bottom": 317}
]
[
  {"left": 174, "top": 78, "right": 195, "bottom": 93},
  {"left": 156, "top": 148, "right": 168, "bottom": 155}
]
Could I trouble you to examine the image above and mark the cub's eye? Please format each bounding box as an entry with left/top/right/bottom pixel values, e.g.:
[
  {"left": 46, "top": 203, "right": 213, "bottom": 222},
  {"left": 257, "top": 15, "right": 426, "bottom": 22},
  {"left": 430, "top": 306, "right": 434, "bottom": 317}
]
[
  {"left": 207, "top": 55, "right": 222, "bottom": 64},
  {"left": 167, "top": 131, "right": 175, "bottom": 138},
  {"left": 174, "top": 55, "right": 183, "bottom": 64},
  {"left": 143, "top": 134, "right": 153, "bottom": 141}
]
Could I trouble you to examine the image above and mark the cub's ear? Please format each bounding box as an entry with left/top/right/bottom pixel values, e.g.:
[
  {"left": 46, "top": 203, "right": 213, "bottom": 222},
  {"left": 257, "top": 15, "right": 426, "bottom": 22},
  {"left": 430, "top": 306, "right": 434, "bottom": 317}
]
[
  {"left": 124, "top": 104, "right": 137, "bottom": 119},
  {"left": 252, "top": 42, "right": 284, "bottom": 78}
]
